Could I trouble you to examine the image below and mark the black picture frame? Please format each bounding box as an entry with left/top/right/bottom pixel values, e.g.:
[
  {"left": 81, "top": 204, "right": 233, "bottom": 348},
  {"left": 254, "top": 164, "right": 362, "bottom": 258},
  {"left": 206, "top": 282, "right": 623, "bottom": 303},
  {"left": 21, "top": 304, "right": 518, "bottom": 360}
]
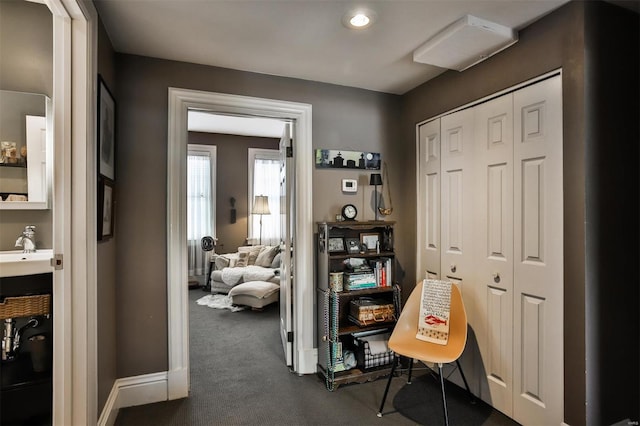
[
  {"left": 328, "top": 237, "right": 345, "bottom": 253},
  {"left": 345, "top": 237, "right": 361, "bottom": 254},
  {"left": 98, "top": 75, "right": 116, "bottom": 181},
  {"left": 98, "top": 176, "right": 115, "bottom": 240}
]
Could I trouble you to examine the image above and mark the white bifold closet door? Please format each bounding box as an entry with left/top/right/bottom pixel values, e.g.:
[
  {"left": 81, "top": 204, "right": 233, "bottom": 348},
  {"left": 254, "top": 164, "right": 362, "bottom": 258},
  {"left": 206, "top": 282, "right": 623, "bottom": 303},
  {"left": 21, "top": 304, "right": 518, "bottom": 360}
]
[
  {"left": 473, "top": 92, "right": 515, "bottom": 415},
  {"left": 440, "top": 108, "right": 478, "bottom": 395},
  {"left": 512, "top": 75, "right": 563, "bottom": 426},
  {"left": 417, "top": 118, "right": 441, "bottom": 281},
  {"left": 416, "top": 74, "right": 563, "bottom": 426}
]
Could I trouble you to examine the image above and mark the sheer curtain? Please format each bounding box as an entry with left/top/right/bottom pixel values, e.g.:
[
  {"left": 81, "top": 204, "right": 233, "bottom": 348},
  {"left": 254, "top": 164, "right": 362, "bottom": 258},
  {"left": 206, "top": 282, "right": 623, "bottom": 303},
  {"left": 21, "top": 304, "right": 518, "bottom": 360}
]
[
  {"left": 187, "top": 148, "right": 215, "bottom": 276},
  {"left": 251, "top": 155, "right": 281, "bottom": 246}
]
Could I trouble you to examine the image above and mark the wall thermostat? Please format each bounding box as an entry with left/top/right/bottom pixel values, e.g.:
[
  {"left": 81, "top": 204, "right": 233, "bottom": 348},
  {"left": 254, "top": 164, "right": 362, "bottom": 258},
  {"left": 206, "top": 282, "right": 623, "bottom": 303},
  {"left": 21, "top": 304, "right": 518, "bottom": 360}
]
[{"left": 342, "top": 179, "right": 358, "bottom": 193}]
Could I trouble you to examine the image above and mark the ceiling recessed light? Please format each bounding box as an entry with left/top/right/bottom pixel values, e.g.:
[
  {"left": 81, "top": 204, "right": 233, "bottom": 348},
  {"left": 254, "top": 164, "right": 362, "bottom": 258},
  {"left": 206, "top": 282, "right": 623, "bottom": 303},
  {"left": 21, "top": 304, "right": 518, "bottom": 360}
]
[
  {"left": 350, "top": 13, "right": 370, "bottom": 27},
  {"left": 342, "top": 9, "right": 376, "bottom": 30}
]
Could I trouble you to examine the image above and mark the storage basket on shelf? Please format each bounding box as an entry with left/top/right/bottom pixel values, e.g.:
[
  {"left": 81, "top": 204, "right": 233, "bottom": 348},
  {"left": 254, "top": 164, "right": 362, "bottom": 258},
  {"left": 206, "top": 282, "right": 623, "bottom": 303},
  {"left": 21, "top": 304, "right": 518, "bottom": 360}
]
[
  {"left": 349, "top": 298, "right": 395, "bottom": 327},
  {"left": 353, "top": 332, "right": 394, "bottom": 370},
  {"left": 0, "top": 294, "right": 51, "bottom": 319}
]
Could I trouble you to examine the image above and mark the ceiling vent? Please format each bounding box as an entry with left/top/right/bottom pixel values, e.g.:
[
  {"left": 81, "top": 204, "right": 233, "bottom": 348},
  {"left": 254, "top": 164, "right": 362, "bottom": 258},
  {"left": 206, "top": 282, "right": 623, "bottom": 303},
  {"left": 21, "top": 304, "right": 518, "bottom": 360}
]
[{"left": 413, "top": 15, "right": 518, "bottom": 72}]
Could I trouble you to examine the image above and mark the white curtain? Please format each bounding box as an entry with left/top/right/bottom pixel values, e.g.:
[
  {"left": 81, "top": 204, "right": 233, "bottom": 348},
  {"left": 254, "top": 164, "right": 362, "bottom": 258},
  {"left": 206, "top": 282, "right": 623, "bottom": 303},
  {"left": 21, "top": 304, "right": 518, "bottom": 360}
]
[
  {"left": 187, "top": 152, "right": 212, "bottom": 276},
  {"left": 251, "top": 157, "right": 281, "bottom": 246}
]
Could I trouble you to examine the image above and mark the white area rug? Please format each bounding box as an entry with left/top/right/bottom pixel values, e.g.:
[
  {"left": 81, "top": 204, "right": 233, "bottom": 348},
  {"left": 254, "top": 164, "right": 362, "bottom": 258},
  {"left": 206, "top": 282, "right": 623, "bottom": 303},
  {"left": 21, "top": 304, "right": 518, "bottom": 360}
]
[{"left": 196, "top": 294, "right": 247, "bottom": 312}]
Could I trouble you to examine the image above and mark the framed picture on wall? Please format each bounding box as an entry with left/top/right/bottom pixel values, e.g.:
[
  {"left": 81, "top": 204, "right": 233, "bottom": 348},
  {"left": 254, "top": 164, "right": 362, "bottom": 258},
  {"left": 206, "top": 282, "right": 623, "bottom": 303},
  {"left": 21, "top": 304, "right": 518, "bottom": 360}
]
[
  {"left": 98, "top": 75, "right": 116, "bottom": 181},
  {"left": 98, "top": 176, "right": 114, "bottom": 240}
]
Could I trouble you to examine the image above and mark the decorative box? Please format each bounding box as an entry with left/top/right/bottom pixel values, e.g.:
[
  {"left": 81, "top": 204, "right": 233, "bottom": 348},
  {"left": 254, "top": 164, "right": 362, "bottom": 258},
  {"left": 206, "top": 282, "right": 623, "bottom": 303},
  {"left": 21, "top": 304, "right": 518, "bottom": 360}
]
[{"left": 348, "top": 298, "right": 395, "bottom": 326}]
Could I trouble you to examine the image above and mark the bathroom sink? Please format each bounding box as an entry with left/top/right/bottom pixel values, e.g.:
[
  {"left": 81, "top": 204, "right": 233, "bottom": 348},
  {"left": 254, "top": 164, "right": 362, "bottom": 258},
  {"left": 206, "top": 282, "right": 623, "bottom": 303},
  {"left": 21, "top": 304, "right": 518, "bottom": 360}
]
[{"left": 0, "top": 250, "right": 53, "bottom": 278}]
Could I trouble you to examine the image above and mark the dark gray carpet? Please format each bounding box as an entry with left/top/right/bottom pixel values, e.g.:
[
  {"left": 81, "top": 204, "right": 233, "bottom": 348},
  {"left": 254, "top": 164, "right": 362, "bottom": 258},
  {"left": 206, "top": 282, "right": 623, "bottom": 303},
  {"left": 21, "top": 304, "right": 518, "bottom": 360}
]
[
  {"left": 114, "top": 289, "right": 518, "bottom": 425},
  {"left": 392, "top": 371, "right": 518, "bottom": 426}
]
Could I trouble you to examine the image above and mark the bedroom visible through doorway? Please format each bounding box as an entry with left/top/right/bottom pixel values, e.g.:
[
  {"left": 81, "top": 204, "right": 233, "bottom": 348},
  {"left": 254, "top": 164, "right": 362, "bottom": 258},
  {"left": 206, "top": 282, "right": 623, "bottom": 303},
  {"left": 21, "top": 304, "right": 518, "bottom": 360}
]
[
  {"left": 185, "top": 109, "right": 292, "bottom": 396},
  {"left": 167, "top": 89, "right": 315, "bottom": 400}
]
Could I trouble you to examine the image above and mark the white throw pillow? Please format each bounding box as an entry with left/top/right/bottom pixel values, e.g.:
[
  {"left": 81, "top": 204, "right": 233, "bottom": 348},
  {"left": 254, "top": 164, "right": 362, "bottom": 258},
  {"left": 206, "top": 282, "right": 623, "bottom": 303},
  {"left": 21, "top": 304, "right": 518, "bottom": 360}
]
[
  {"left": 238, "top": 245, "right": 263, "bottom": 265},
  {"left": 234, "top": 251, "right": 249, "bottom": 268},
  {"left": 255, "top": 246, "right": 279, "bottom": 267}
]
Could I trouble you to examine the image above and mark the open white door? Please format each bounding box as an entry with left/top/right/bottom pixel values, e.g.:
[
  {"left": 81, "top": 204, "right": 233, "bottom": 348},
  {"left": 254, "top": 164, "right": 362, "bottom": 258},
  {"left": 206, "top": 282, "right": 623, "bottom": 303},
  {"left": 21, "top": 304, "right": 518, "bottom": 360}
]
[{"left": 279, "top": 122, "right": 294, "bottom": 367}]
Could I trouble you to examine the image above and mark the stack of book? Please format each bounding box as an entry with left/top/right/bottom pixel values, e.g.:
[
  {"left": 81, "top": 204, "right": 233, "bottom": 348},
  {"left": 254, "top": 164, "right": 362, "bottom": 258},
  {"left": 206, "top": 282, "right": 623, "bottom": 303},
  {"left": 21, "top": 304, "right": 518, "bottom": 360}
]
[{"left": 344, "top": 270, "right": 377, "bottom": 290}]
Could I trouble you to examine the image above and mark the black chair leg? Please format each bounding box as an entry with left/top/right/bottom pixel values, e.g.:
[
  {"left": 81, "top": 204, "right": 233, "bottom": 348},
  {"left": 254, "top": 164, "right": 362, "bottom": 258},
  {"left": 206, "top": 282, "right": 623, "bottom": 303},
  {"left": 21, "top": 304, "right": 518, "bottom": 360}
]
[
  {"left": 407, "top": 357, "right": 413, "bottom": 384},
  {"left": 455, "top": 359, "right": 476, "bottom": 404},
  {"left": 377, "top": 355, "right": 398, "bottom": 417},
  {"left": 438, "top": 363, "right": 449, "bottom": 426}
]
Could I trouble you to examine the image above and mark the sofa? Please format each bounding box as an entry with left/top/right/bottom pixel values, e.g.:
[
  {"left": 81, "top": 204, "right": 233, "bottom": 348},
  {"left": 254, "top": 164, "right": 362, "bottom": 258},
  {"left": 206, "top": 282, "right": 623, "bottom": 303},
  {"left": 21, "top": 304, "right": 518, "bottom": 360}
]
[{"left": 208, "top": 245, "right": 281, "bottom": 307}]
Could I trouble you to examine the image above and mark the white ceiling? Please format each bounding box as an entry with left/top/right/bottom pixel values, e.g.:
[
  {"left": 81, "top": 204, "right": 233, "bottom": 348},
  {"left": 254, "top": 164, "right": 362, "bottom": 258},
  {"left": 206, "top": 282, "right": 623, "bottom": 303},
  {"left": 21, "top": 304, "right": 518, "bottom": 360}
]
[{"left": 94, "top": 0, "right": 575, "bottom": 136}]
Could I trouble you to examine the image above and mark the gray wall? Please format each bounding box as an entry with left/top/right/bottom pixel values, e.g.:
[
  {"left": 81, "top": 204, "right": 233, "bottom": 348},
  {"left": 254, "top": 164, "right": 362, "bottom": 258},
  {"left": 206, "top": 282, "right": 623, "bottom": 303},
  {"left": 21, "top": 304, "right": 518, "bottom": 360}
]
[
  {"left": 96, "top": 16, "right": 118, "bottom": 414},
  {"left": 112, "top": 53, "right": 401, "bottom": 378},
  {"left": 402, "top": 2, "right": 638, "bottom": 424},
  {"left": 583, "top": 2, "right": 638, "bottom": 424},
  {"left": 0, "top": 0, "right": 52, "bottom": 250},
  {"left": 188, "top": 132, "right": 279, "bottom": 254}
]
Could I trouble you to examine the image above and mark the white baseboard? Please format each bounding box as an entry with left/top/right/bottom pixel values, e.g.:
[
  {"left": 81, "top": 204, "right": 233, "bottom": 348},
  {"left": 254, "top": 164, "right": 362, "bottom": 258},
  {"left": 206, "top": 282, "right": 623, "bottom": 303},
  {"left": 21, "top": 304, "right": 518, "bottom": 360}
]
[{"left": 98, "top": 371, "right": 169, "bottom": 426}]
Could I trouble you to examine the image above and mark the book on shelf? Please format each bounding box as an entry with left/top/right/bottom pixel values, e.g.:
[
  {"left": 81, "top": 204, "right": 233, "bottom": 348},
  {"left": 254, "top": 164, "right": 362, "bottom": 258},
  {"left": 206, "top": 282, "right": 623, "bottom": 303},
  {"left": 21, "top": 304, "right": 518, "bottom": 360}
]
[{"left": 369, "top": 258, "right": 392, "bottom": 287}]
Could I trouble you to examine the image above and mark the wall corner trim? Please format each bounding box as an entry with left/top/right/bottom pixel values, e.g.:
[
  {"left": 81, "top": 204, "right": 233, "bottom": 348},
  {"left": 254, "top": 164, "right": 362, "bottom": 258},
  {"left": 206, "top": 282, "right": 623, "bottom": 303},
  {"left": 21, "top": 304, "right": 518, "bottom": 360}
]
[{"left": 97, "top": 371, "right": 169, "bottom": 426}]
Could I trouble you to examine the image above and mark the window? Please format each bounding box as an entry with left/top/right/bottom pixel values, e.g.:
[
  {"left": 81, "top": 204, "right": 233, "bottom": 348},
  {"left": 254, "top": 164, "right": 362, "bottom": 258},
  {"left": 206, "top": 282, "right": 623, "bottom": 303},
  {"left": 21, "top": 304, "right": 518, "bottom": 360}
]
[
  {"left": 248, "top": 148, "right": 280, "bottom": 246},
  {"left": 187, "top": 144, "right": 216, "bottom": 276}
]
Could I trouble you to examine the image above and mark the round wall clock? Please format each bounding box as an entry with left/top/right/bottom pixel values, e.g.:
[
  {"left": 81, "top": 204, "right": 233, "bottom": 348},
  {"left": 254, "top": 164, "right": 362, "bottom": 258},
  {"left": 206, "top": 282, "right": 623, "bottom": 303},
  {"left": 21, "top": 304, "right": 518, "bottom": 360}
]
[{"left": 341, "top": 204, "right": 357, "bottom": 221}]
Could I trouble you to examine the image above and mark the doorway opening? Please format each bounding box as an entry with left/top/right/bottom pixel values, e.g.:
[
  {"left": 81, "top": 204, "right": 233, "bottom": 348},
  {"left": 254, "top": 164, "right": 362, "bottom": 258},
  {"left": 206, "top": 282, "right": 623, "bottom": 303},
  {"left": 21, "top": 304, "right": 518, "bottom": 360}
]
[
  {"left": 186, "top": 112, "right": 287, "bottom": 398},
  {"left": 167, "top": 89, "right": 316, "bottom": 400}
]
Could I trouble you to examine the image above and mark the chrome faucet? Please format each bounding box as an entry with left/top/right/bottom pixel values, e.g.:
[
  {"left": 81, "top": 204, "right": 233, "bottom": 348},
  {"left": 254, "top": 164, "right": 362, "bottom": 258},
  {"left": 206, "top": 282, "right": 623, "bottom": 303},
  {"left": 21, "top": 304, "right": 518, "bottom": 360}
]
[
  {"left": 15, "top": 225, "right": 36, "bottom": 253},
  {"left": 1, "top": 317, "right": 39, "bottom": 361}
]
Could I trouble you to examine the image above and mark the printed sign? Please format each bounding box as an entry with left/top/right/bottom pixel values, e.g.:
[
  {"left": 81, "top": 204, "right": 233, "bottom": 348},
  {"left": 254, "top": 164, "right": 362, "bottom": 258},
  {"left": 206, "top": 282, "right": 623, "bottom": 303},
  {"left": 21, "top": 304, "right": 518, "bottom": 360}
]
[{"left": 416, "top": 279, "right": 452, "bottom": 345}]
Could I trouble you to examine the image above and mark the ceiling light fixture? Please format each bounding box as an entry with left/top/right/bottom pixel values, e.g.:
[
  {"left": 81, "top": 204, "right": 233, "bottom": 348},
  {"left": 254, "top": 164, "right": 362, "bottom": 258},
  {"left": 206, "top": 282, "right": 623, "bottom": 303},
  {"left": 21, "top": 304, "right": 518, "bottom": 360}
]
[
  {"left": 342, "top": 9, "right": 376, "bottom": 30},
  {"left": 413, "top": 15, "right": 518, "bottom": 71}
]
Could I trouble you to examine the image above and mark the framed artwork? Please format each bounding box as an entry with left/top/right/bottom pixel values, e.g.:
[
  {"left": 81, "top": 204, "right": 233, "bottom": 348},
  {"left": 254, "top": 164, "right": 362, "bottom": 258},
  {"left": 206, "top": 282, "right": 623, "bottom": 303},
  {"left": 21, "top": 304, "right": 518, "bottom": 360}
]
[
  {"left": 328, "top": 237, "right": 345, "bottom": 253},
  {"left": 315, "top": 149, "right": 380, "bottom": 170},
  {"left": 360, "top": 233, "right": 379, "bottom": 251},
  {"left": 345, "top": 237, "right": 362, "bottom": 254},
  {"left": 98, "top": 75, "right": 116, "bottom": 180},
  {"left": 98, "top": 177, "right": 114, "bottom": 240}
]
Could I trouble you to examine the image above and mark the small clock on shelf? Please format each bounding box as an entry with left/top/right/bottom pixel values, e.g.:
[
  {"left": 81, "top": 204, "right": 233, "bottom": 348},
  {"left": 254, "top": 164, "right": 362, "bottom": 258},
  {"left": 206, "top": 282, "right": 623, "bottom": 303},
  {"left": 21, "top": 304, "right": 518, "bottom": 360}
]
[{"left": 341, "top": 204, "right": 357, "bottom": 221}]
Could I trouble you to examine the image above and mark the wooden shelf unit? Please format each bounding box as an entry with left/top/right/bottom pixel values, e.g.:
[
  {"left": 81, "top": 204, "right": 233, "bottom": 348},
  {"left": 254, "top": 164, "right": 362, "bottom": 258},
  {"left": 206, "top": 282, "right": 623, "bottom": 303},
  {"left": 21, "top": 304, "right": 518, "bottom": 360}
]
[{"left": 316, "top": 221, "right": 401, "bottom": 390}]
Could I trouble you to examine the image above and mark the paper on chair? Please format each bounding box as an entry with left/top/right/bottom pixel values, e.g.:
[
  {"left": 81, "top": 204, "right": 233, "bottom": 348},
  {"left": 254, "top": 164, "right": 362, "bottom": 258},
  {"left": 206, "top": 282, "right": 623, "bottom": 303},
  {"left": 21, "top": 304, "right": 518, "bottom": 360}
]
[{"left": 416, "top": 279, "right": 452, "bottom": 345}]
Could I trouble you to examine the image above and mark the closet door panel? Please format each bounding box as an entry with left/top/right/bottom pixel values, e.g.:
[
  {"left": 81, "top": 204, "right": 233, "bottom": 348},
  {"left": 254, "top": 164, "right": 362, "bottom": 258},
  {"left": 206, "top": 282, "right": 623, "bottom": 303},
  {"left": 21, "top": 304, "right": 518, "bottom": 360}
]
[
  {"left": 440, "top": 108, "right": 476, "bottom": 393},
  {"left": 473, "top": 93, "right": 514, "bottom": 415},
  {"left": 441, "top": 108, "right": 474, "bottom": 280},
  {"left": 418, "top": 119, "right": 441, "bottom": 280},
  {"left": 513, "top": 75, "right": 563, "bottom": 426}
]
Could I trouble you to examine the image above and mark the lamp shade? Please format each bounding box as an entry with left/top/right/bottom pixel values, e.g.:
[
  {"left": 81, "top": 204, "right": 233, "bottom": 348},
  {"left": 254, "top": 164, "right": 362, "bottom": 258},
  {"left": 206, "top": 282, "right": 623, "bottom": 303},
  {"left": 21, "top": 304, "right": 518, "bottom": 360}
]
[
  {"left": 252, "top": 195, "right": 271, "bottom": 215},
  {"left": 369, "top": 173, "right": 383, "bottom": 186}
]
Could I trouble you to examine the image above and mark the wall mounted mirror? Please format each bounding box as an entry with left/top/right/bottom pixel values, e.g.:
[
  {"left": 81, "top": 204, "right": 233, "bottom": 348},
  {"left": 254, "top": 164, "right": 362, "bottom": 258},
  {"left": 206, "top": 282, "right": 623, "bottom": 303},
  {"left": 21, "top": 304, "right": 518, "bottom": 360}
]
[{"left": 0, "top": 90, "right": 52, "bottom": 210}]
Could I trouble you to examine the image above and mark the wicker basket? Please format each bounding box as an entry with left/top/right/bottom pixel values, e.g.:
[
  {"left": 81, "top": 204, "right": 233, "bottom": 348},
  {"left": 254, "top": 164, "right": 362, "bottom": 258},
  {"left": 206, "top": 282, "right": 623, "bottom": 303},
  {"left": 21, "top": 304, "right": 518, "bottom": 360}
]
[{"left": 0, "top": 294, "right": 51, "bottom": 319}]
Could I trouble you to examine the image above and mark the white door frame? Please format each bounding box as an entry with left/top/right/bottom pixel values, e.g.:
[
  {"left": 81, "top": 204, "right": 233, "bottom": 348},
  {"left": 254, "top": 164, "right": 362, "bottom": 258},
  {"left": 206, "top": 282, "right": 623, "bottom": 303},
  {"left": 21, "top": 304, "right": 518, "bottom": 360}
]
[
  {"left": 49, "top": 0, "right": 97, "bottom": 424},
  {"left": 167, "top": 89, "right": 315, "bottom": 399}
]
